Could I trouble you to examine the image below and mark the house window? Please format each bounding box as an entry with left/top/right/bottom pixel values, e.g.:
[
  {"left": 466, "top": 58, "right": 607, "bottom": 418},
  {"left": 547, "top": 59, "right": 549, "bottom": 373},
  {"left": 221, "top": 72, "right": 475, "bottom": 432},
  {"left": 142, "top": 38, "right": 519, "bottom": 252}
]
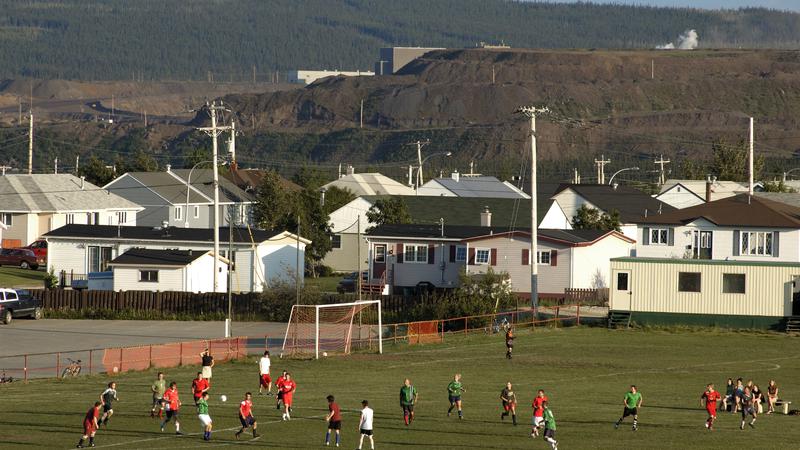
[
  {"left": 537, "top": 251, "right": 551, "bottom": 265},
  {"left": 404, "top": 244, "right": 428, "bottom": 263},
  {"left": 678, "top": 272, "right": 701, "bottom": 293},
  {"left": 331, "top": 234, "right": 342, "bottom": 249},
  {"left": 86, "top": 212, "right": 99, "bottom": 225},
  {"left": 175, "top": 206, "right": 183, "bottom": 221},
  {"left": 616, "top": 272, "right": 629, "bottom": 291},
  {"left": 0, "top": 212, "right": 11, "bottom": 226},
  {"left": 88, "top": 246, "right": 113, "bottom": 273},
  {"left": 194, "top": 205, "right": 200, "bottom": 219},
  {"left": 116, "top": 211, "right": 127, "bottom": 225},
  {"left": 139, "top": 270, "right": 159, "bottom": 282},
  {"left": 475, "top": 248, "right": 490, "bottom": 265},
  {"left": 66, "top": 214, "right": 75, "bottom": 224},
  {"left": 455, "top": 246, "right": 467, "bottom": 262},
  {"left": 375, "top": 245, "right": 386, "bottom": 263},
  {"left": 722, "top": 273, "right": 746, "bottom": 294},
  {"left": 740, "top": 231, "right": 773, "bottom": 256},
  {"left": 650, "top": 228, "right": 669, "bottom": 245}
]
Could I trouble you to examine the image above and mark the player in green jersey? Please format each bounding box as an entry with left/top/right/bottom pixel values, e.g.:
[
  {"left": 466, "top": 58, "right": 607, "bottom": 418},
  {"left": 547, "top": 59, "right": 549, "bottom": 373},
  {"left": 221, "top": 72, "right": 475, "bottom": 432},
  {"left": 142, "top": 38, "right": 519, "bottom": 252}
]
[
  {"left": 197, "top": 392, "right": 213, "bottom": 441},
  {"left": 615, "top": 385, "right": 642, "bottom": 431},
  {"left": 400, "top": 379, "right": 418, "bottom": 426},
  {"left": 542, "top": 401, "right": 558, "bottom": 450},
  {"left": 151, "top": 372, "right": 167, "bottom": 418},
  {"left": 447, "top": 374, "right": 465, "bottom": 419}
]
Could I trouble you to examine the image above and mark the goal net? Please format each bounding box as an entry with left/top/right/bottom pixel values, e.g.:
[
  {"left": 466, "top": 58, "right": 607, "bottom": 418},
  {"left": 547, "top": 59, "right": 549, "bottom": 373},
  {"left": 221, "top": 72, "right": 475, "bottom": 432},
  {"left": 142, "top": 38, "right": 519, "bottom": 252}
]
[{"left": 281, "top": 300, "right": 382, "bottom": 359}]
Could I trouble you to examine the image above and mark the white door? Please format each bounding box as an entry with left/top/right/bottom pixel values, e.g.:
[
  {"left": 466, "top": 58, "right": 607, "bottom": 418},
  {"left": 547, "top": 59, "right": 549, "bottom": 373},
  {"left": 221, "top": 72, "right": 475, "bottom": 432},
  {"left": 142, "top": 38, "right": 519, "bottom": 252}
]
[{"left": 612, "top": 269, "right": 632, "bottom": 311}]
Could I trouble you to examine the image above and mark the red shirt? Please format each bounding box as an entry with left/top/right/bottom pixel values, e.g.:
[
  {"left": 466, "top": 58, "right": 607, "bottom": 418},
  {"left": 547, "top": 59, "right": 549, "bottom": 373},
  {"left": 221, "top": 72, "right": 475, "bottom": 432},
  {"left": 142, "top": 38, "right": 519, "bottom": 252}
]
[
  {"left": 276, "top": 376, "right": 286, "bottom": 390},
  {"left": 281, "top": 379, "right": 296, "bottom": 395},
  {"left": 192, "top": 378, "right": 209, "bottom": 397},
  {"left": 329, "top": 402, "right": 341, "bottom": 421},
  {"left": 240, "top": 399, "right": 253, "bottom": 417},
  {"left": 164, "top": 388, "right": 180, "bottom": 411},
  {"left": 84, "top": 406, "right": 100, "bottom": 424},
  {"left": 532, "top": 396, "right": 548, "bottom": 417},
  {"left": 703, "top": 390, "right": 721, "bottom": 409}
]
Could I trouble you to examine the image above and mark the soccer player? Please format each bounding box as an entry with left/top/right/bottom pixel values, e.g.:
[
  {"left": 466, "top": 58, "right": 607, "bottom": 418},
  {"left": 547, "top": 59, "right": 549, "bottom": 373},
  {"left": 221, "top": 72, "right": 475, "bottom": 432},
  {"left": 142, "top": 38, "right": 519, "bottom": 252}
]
[
  {"left": 325, "top": 394, "right": 342, "bottom": 447},
  {"left": 447, "top": 374, "right": 465, "bottom": 419},
  {"left": 197, "top": 392, "right": 213, "bottom": 441},
  {"left": 99, "top": 381, "right": 118, "bottom": 426},
  {"left": 77, "top": 401, "right": 101, "bottom": 448},
  {"left": 542, "top": 401, "right": 558, "bottom": 450},
  {"left": 531, "top": 389, "right": 548, "bottom": 437},
  {"left": 500, "top": 381, "right": 518, "bottom": 425},
  {"left": 400, "top": 378, "right": 418, "bottom": 426},
  {"left": 151, "top": 372, "right": 167, "bottom": 418},
  {"left": 191, "top": 372, "right": 210, "bottom": 405},
  {"left": 280, "top": 373, "right": 297, "bottom": 421},
  {"left": 357, "top": 400, "right": 375, "bottom": 450},
  {"left": 733, "top": 378, "right": 744, "bottom": 414},
  {"left": 740, "top": 386, "right": 757, "bottom": 430},
  {"left": 258, "top": 351, "right": 272, "bottom": 396},
  {"left": 505, "top": 328, "right": 514, "bottom": 359},
  {"left": 235, "top": 392, "right": 260, "bottom": 439},
  {"left": 701, "top": 383, "right": 721, "bottom": 430},
  {"left": 275, "top": 370, "right": 288, "bottom": 410},
  {"left": 615, "top": 385, "right": 642, "bottom": 431},
  {"left": 200, "top": 348, "right": 214, "bottom": 381},
  {"left": 160, "top": 382, "right": 183, "bottom": 435}
]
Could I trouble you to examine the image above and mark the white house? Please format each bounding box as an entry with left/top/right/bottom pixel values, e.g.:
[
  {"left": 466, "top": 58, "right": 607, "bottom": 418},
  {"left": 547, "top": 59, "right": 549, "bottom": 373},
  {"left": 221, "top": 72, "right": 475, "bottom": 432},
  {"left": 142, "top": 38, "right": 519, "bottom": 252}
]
[
  {"left": 321, "top": 169, "right": 415, "bottom": 196},
  {"left": 107, "top": 248, "right": 230, "bottom": 293},
  {"left": 0, "top": 174, "right": 143, "bottom": 248},
  {"left": 416, "top": 173, "right": 530, "bottom": 199},
  {"left": 44, "top": 225, "right": 310, "bottom": 292},
  {"left": 656, "top": 179, "right": 762, "bottom": 209}
]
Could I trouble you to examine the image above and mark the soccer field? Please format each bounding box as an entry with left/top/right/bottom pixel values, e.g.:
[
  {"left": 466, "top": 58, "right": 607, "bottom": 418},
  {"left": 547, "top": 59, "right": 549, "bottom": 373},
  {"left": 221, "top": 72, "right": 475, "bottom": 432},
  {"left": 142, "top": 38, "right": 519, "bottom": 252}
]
[{"left": 2, "top": 326, "right": 799, "bottom": 449}]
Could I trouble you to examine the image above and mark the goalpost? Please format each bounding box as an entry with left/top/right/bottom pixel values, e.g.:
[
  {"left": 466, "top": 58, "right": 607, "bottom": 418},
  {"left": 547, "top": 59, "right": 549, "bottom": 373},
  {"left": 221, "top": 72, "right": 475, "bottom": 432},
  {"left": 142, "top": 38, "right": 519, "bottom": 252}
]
[{"left": 281, "top": 300, "right": 382, "bottom": 359}]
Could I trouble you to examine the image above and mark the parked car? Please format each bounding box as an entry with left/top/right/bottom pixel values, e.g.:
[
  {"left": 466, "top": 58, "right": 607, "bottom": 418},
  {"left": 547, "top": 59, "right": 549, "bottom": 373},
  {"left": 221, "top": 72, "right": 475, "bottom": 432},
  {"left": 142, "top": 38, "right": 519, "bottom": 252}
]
[
  {"left": 0, "top": 248, "right": 39, "bottom": 270},
  {"left": 336, "top": 271, "right": 369, "bottom": 293},
  {"left": 0, "top": 288, "right": 43, "bottom": 324},
  {"left": 23, "top": 239, "right": 47, "bottom": 265}
]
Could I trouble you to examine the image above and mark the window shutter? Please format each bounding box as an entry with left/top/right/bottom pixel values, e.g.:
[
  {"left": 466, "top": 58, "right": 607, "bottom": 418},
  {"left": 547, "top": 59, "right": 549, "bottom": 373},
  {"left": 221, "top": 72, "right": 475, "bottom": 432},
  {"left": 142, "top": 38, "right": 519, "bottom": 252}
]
[
  {"left": 732, "top": 231, "right": 740, "bottom": 256},
  {"left": 428, "top": 245, "right": 435, "bottom": 264},
  {"left": 773, "top": 231, "right": 780, "bottom": 258},
  {"left": 490, "top": 248, "right": 497, "bottom": 266},
  {"left": 668, "top": 228, "right": 674, "bottom": 246},
  {"left": 468, "top": 248, "right": 475, "bottom": 265},
  {"left": 550, "top": 250, "right": 558, "bottom": 266},
  {"left": 449, "top": 245, "right": 456, "bottom": 263},
  {"left": 642, "top": 227, "right": 650, "bottom": 245},
  {"left": 522, "top": 249, "right": 529, "bottom": 265},
  {"left": 396, "top": 243, "right": 404, "bottom": 263}
]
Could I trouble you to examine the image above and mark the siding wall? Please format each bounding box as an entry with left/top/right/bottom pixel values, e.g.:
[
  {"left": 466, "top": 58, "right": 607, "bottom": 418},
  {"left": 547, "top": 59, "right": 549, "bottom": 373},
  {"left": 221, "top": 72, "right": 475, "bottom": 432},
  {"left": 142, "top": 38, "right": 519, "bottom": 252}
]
[
  {"left": 324, "top": 233, "right": 369, "bottom": 272},
  {"left": 609, "top": 259, "right": 798, "bottom": 317},
  {"left": 539, "top": 204, "right": 572, "bottom": 230},
  {"left": 369, "top": 239, "right": 463, "bottom": 289},
  {"left": 113, "top": 266, "right": 184, "bottom": 292},
  {"left": 656, "top": 187, "right": 705, "bottom": 209},
  {"left": 571, "top": 237, "right": 633, "bottom": 289}
]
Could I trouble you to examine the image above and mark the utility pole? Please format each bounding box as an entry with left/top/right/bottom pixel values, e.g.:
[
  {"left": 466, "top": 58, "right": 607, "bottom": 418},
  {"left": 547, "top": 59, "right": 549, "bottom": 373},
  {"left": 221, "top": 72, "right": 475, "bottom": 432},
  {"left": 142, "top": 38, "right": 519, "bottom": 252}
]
[
  {"left": 360, "top": 99, "right": 364, "bottom": 129},
  {"left": 75, "top": 155, "right": 80, "bottom": 174},
  {"left": 54, "top": 158, "right": 58, "bottom": 174},
  {"left": 651, "top": 60, "right": 654, "bottom": 80},
  {"left": 573, "top": 168, "right": 580, "bottom": 184},
  {"left": 406, "top": 140, "right": 430, "bottom": 188},
  {"left": 407, "top": 165, "right": 414, "bottom": 187},
  {"left": 28, "top": 112, "right": 33, "bottom": 174},
  {"left": 227, "top": 120, "right": 237, "bottom": 166},
  {"left": 654, "top": 154, "right": 670, "bottom": 186},
  {"left": 144, "top": 110, "right": 148, "bottom": 128},
  {"left": 749, "top": 117, "right": 754, "bottom": 196},
  {"left": 197, "top": 101, "right": 233, "bottom": 309},
  {"left": 357, "top": 216, "right": 362, "bottom": 302},
  {"left": 517, "top": 106, "right": 549, "bottom": 311},
  {"left": 226, "top": 209, "right": 234, "bottom": 338},
  {"left": 594, "top": 155, "right": 611, "bottom": 184}
]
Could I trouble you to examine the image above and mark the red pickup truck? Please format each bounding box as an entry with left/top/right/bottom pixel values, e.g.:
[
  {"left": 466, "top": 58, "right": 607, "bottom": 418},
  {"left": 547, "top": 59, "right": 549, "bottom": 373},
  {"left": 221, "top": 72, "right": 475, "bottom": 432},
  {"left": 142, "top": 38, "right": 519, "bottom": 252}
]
[{"left": 22, "top": 239, "right": 47, "bottom": 267}]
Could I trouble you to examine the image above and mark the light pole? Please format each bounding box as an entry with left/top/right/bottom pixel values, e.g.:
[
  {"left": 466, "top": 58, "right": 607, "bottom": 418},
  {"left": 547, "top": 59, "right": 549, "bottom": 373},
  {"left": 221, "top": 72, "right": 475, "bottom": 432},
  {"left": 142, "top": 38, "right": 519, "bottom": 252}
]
[
  {"left": 184, "top": 160, "right": 228, "bottom": 228},
  {"left": 417, "top": 150, "right": 452, "bottom": 188},
  {"left": 607, "top": 167, "right": 640, "bottom": 185}
]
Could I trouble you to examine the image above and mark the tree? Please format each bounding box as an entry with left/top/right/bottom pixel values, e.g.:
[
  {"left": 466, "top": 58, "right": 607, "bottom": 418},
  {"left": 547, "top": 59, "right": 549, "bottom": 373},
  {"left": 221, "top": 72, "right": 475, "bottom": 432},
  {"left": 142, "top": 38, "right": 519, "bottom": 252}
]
[
  {"left": 322, "top": 186, "right": 356, "bottom": 216},
  {"left": 78, "top": 154, "right": 115, "bottom": 186},
  {"left": 762, "top": 180, "right": 795, "bottom": 193},
  {"left": 572, "top": 205, "right": 621, "bottom": 231},
  {"left": 252, "top": 170, "right": 293, "bottom": 230},
  {"left": 365, "top": 197, "right": 411, "bottom": 231},
  {"left": 711, "top": 139, "right": 764, "bottom": 182}
]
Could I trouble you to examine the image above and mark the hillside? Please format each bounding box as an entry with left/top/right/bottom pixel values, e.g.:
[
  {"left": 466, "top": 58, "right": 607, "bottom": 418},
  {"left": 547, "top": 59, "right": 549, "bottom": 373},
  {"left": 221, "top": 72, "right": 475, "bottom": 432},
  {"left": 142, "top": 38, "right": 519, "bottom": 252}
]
[{"left": 0, "top": 0, "right": 799, "bottom": 80}]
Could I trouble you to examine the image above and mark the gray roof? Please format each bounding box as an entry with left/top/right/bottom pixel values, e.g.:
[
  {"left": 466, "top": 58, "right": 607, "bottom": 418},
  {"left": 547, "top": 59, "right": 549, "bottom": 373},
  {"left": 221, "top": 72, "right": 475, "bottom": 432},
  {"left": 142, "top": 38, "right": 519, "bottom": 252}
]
[
  {"left": 109, "top": 248, "right": 209, "bottom": 266},
  {"left": 113, "top": 170, "right": 253, "bottom": 205},
  {"left": 0, "top": 174, "right": 143, "bottom": 213},
  {"left": 170, "top": 169, "right": 254, "bottom": 204},
  {"left": 113, "top": 171, "right": 208, "bottom": 204},
  {"left": 755, "top": 192, "right": 800, "bottom": 209},
  {"left": 427, "top": 175, "right": 529, "bottom": 198}
]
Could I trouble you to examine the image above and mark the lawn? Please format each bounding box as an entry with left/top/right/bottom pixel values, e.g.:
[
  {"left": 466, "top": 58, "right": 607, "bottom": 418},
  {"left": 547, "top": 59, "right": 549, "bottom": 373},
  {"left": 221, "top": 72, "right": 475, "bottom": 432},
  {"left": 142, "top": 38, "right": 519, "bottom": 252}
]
[
  {"left": 305, "top": 275, "right": 342, "bottom": 293},
  {"left": 1, "top": 327, "right": 799, "bottom": 449},
  {"left": 0, "top": 266, "right": 44, "bottom": 289}
]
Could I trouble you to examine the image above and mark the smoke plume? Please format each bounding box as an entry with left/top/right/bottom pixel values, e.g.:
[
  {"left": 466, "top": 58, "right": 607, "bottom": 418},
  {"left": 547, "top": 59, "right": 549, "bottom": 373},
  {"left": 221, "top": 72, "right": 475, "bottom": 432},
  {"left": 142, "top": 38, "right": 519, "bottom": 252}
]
[{"left": 657, "top": 29, "right": 699, "bottom": 50}]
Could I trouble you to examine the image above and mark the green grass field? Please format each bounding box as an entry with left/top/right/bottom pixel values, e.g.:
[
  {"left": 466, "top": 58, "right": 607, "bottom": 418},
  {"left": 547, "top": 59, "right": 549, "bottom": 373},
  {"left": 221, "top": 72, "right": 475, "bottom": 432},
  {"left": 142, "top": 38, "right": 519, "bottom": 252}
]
[
  {"left": 0, "top": 267, "right": 44, "bottom": 289},
  {"left": 2, "top": 326, "right": 800, "bottom": 449}
]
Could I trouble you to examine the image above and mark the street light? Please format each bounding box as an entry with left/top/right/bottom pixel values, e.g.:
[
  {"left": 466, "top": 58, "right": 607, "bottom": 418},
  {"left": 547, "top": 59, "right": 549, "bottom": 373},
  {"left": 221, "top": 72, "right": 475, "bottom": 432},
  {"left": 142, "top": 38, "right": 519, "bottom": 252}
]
[
  {"left": 607, "top": 167, "right": 640, "bottom": 185},
  {"left": 417, "top": 151, "right": 452, "bottom": 188},
  {"left": 184, "top": 159, "right": 228, "bottom": 228}
]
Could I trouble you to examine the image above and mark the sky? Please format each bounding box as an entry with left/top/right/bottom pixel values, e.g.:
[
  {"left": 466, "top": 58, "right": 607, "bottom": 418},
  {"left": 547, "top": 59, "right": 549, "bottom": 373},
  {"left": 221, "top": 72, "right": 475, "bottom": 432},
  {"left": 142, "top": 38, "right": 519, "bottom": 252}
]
[{"left": 547, "top": 1, "right": 800, "bottom": 12}]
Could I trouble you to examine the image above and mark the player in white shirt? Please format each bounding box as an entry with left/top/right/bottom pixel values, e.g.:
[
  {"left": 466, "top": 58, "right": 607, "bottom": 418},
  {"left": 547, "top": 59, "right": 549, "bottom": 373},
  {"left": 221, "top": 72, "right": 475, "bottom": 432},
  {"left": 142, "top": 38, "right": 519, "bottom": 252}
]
[
  {"left": 357, "top": 400, "right": 375, "bottom": 450},
  {"left": 258, "top": 351, "right": 272, "bottom": 396}
]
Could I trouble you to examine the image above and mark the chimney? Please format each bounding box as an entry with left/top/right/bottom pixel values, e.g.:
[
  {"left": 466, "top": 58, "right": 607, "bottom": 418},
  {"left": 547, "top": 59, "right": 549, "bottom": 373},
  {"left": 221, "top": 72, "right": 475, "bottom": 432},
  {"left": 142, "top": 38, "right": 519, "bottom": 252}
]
[
  {"left": 451, "top": 171, "right": 460, "bottom": 183},
  {"left": 80, "top": 175, "right": 85, "bottom": 190},
  {"left": 346, "top": 165, "right": 355, "bottom": 176},
  {"left": 480, "top": 206, "right": 492, "bottom": 227},
  {"left": 705, "top": 176, "right": 712, "bottom": 203}
]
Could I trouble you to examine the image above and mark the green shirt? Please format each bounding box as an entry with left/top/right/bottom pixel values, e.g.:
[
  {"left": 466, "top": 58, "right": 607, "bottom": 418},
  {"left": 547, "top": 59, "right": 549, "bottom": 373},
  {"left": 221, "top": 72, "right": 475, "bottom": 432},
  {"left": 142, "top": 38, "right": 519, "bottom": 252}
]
[
  {"left": 400, "top": 385, "right": 417, "bottom": 405},
  {"left": 624, "top": 391, "right": 642, "bottom": 408},
  {"left": 197, "top": 398, "right": 209, "bottom": 415},
  {"left": 152, "top": 379, "right": 166, "bottom": 397},
  {"left": 543, "top": 408, "right": 556, "bottom": 430},
  {"left": 447, "top": 381, "right": 464, "bottom": 396}
]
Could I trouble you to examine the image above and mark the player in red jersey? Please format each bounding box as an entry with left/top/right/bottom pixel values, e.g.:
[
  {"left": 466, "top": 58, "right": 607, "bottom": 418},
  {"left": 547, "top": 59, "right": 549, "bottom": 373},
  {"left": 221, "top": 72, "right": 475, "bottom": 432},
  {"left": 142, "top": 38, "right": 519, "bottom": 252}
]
[
  {"left": 325, "top": 394, "right": 342, "bottom": 447},
  {"left": 701, "top": 383, "right": 722, "bottom": 430},
  {"left": 235, "top": 392, "right": 259, "bottom": 439},
  {"left": 191, "top": 372, "right": 210, "bottom": 405},
  {"left": 275, "top": 370, "right": 288, "bottom": 410},
  {"left": 77, "top": 401, "right": 102, "bottom": 448},
  {"left": 160, "top": 382, "right": 183, "bottom": 435},
  {"left": 280, "top": 373, "right": 297, "bottom": 421},
  {"left": 531, "top": 389, "right": 548, "bottom": 437}
]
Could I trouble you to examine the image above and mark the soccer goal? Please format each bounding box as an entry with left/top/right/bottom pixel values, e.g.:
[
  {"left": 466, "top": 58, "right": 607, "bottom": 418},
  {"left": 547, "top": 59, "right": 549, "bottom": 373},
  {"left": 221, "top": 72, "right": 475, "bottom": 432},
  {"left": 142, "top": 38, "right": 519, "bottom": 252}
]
[{"left": 281, "top": 300, "right": 382, "bottom": 359}]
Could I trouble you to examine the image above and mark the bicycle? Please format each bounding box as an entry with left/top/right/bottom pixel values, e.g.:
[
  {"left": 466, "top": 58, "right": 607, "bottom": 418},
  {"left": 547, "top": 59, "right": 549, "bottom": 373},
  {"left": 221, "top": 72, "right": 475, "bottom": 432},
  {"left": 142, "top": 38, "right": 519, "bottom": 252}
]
[{"left": 61, "top": 358, "right": 82, "bottom": 378}]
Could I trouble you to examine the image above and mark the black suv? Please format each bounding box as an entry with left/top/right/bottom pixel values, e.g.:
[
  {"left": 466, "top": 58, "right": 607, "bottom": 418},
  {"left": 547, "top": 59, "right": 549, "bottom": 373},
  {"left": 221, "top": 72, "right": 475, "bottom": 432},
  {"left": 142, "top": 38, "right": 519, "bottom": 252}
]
[{"left": 0, "top": 288, "right": 43, "bottom": 324}]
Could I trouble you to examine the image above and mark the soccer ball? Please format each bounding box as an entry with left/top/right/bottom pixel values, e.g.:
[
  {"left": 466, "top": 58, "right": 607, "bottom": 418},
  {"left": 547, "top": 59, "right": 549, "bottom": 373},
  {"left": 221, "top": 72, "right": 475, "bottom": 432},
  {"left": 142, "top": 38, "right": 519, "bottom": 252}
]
[
  {"left": 322, "top": 352, "right": 328, "bottom": 357},
  {"left": 220, "top": 395, "right": 227, "bottom": 402}
]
